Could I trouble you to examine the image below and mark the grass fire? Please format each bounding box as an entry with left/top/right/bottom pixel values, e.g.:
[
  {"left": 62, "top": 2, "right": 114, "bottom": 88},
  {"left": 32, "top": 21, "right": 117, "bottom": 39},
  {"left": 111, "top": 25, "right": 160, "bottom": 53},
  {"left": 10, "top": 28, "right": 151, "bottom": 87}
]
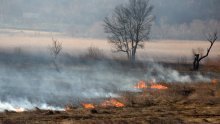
[
  {"left": 82, "top": 103, "right": 95, "bottom": 109},
  {"left": 0, "top": 0, "right": 220, "bottom": 124},
  {"left": 134, "top": 80, "right": 168, "bottom": 90}
]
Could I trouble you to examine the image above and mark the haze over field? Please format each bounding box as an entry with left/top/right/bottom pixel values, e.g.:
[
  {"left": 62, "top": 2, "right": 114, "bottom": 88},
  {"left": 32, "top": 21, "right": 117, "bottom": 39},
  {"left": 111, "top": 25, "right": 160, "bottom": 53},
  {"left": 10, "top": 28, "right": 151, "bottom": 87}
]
[
  {"left": 0, "top": 32, "right": 219, "bottom": 62},
  {"left": 0, "top": 0, "right": 219, "bottom": 61},
  {"left": 0, "top": 0, "right": 220, "bottom": 40}
]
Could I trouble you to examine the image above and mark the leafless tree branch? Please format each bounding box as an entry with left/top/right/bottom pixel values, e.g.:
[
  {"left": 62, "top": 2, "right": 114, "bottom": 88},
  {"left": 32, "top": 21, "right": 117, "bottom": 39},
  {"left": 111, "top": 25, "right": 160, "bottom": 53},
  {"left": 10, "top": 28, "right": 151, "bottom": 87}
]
[{"left": 104, "top": 0, "right": 154, "bottom": 63}]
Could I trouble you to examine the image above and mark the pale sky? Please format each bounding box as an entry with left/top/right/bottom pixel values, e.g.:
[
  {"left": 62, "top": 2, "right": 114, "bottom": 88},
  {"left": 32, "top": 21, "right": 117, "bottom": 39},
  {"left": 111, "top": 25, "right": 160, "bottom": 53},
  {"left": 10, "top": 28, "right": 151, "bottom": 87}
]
[{"left": 0, "top": 0, "right": 219, "bottom": 39}]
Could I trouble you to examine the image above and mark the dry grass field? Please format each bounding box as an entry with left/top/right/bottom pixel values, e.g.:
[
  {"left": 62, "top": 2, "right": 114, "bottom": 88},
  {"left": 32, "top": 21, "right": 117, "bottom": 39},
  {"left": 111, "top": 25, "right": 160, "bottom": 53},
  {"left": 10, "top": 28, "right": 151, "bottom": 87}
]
[
  {"left": 0, "top": 30, "right": 220, "bottom": 124},
  {"left": 0, "top": 80, "right": 220, "bottom": 124}
]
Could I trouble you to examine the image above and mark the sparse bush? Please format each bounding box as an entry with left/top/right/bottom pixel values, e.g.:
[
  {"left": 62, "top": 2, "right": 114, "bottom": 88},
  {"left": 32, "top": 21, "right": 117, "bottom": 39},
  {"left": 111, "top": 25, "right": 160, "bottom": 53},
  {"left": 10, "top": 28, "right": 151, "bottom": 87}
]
[
  {"left": 84, "top": 46, "right": 104, "bottom": 60},
  {"left": 50, "top": 38, "right": 62, "bottom": 60},
  {"left": 49, "top": 38, "right": 62, "bottom": 72}
]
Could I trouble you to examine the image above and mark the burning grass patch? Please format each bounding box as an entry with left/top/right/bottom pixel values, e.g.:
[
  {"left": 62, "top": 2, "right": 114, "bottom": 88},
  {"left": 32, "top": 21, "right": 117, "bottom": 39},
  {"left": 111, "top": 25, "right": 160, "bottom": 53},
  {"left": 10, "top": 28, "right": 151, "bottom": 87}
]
[{"left": 1, "top": 82, "right": 220, "bottom": 124}]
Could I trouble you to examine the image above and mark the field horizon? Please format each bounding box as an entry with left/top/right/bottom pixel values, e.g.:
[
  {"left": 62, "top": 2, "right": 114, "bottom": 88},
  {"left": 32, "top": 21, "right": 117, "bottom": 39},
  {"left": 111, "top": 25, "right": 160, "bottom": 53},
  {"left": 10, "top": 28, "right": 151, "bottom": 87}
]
[{"left": 0, "top": 29, "right": 219, "bottom": 63}]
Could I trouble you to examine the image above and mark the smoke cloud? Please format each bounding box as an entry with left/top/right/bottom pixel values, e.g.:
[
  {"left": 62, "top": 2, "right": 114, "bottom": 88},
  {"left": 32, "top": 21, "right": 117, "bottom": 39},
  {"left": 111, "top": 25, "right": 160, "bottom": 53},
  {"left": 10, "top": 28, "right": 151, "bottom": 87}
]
[
  {"left": 145, "top": 62, "right": 210, "bottom": 83},
  {"left": 0, "top": 51, "right": 211, "bottom": 111}
]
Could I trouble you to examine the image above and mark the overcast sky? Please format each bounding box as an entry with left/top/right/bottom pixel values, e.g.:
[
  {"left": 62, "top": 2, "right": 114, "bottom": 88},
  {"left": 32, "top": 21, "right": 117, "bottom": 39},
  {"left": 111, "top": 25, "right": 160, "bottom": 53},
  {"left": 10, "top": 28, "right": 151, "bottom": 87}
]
[{"left": 0, "top": 0, "right": 219, "bottom": 40}]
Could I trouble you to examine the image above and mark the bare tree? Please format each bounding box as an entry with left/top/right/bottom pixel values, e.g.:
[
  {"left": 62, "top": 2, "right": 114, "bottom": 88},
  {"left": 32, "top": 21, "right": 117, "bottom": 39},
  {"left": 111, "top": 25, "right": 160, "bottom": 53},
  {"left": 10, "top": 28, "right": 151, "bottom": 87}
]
[
  {"left": 104, "top": 0, "right": 154, "bottom": 63},
  {"left": 50, "top": 38, "right": 62, "bottom": 72},
  {"left": 193, "top": 31, "right": 218, "bottom": 70}
]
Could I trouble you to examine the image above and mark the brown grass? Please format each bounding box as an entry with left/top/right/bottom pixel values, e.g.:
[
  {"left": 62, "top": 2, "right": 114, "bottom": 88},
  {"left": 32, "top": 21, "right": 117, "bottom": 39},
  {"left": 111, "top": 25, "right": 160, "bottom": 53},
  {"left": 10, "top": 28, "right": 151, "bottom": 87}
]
[
  {"left": 203, "top": 56, "right": 220, "bottom": 72},
  {"left": 1, "top": 81, "right": 220, "bottom": 124}
]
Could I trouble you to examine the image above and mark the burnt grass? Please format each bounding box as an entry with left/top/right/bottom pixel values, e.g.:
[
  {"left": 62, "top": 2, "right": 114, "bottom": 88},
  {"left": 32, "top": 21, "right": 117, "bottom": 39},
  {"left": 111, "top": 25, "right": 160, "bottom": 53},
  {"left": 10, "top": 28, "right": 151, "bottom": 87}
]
[
  {"left": 0, "top": 58, "right": 220, "bottom": 124},
  {"left": 0, "top": 80, "right": 220, "bottom": 124}
]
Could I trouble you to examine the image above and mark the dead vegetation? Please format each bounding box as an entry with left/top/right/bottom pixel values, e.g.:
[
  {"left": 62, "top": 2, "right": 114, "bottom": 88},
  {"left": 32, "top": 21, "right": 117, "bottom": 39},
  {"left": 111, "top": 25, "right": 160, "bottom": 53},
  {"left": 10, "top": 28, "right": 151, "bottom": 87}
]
[
  {"left": 204, "top": 56, "right": 220, "bottom": 72},
  {"left": 78, "top": 46, "right": 106, "bottom": 62},
  {"left": 1, "top": 80, "right": 220, "bottom": 124}
]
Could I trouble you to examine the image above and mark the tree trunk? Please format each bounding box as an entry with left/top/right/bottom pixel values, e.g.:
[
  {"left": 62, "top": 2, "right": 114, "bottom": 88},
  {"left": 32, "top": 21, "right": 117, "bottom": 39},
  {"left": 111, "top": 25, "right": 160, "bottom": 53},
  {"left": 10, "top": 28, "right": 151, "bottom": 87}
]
[
  {"left": 127, "top": 52, "right": 130, "bottom": 61},
  {"left": 131, "top": 48, "right": 136, "bottom": 64},
  {"left": 193, "top": 54, "right": 200, "bottom": 71},
  {"left": 131, "top": 53, "right": 135, "bottom": 64}
]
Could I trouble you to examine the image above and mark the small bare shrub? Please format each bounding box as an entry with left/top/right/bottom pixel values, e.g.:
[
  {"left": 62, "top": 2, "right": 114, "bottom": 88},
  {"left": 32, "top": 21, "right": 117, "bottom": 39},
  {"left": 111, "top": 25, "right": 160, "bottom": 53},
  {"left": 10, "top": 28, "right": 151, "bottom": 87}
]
[
  {"left": 49, "top": 38, "right": 62, "bottom": 72},
  {"left": 50, "top": 38, "right": 62, "bottom": 60},
  {"left": 84, "top": 46, "right": 104, "bottom": 60}
]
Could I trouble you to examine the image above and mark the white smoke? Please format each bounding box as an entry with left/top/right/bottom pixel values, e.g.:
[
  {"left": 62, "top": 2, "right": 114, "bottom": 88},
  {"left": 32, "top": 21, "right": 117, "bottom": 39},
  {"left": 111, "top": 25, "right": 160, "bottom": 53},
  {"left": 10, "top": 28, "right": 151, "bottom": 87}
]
[
  {"left": 0, "top": 100, "right": 64, "bottom": 112},
  {"left": 144, "top": 62, "right": 211, "bottom": 83},
  {"left": 0, "top": 54, "right": 211, "bottom": 111},
  {"left": 0, "top": 62, "right": 136, "bottom": 111}
]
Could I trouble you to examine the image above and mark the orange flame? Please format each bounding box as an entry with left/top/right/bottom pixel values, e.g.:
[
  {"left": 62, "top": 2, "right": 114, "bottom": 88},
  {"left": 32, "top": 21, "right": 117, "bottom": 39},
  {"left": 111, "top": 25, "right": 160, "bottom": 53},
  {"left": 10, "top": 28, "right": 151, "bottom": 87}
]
[
  {"left": 82, "top": 103, "right": 95, "bottom": 109},
  {"left": 134, "top": 80, "right": 147, "bottom": 89},
  {"left": 100, "top": 99, "right": 124, "bottom": 108},
  {"left": 151, "top": 84, "right": 168, "bottom": 90}
]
